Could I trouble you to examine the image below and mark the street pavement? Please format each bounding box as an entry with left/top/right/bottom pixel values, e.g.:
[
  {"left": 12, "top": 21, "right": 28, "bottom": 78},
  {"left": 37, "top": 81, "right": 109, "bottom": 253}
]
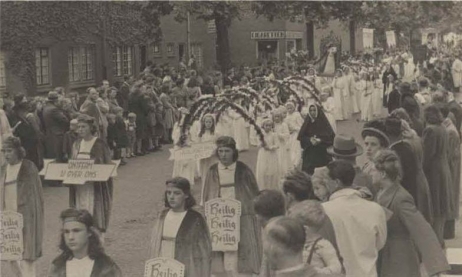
[{"left": 2, "top": 112, "right": 461, "bottom": 276}]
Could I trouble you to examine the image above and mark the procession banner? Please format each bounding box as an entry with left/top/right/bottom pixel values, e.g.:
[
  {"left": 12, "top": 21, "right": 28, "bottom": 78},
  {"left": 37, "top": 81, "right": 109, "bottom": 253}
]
[
  {"left": 144, "top": 258, "right": 185, "bottom": 277},
  {"left": 362, "top": 28, "right": 374, "bottom": 49},
  {"left": 386, "top": 31, "right": 396, "bottom": 48},
  {"left": 44, "top": 160, "right": 117, "bottom": 185},
  {"left": 205, "top": 198, "right": 241, "bottom": 252},
  {"left": 168, "top": 142, "right": 216, "bottom": 161},
  {"left": 0, "top": 211, "right": 24, "bottom": 261}
]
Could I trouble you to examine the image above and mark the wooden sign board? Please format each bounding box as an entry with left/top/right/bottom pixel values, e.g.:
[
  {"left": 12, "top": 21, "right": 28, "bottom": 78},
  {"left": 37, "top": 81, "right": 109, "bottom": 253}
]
[
  {"left": 144, "top": 258, "right": 185, "bottom": 277},
  {"left": 205, "top": 198, "right": 241, "bottom": 252},
  {"left": 169, "top": 143, "right": 216, "bottom": 161},
  {"left": 0, "top": 211, "right": 24, "bottom": 261},
  {"left": 44, "top": 160, "right": 117, "bottom": 185}
]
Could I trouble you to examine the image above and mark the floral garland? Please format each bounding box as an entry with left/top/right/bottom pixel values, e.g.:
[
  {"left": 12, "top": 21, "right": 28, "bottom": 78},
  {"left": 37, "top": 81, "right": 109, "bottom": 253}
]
[
  {"left": 273, "top": 80, "right": 305, "bottom": 111},
  {"left": 285, "top": 76, "right": 322, "bottom": 105}
]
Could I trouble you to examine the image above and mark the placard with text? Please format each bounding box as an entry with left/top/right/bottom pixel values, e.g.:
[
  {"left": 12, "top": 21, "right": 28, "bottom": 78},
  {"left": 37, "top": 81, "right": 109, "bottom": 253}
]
[
  {"left": 205, "top": 198, "right": 241, "bottom": 252},
  {"left": 0, "top": 211, "right": 24, "bottom": 261},
  {"left": 169, "top": 143, "right": 216, "bottom": 162},
  {"left": 44, "top": 160, "right": 117, "bottom": 185},
  {"left": 144, "top": 258, "right": 185, "bottom": 277}
]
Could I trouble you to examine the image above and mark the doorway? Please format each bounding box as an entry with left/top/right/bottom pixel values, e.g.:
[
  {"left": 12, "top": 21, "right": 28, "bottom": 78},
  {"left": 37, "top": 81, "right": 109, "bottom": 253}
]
[{"left": 257, "top": 40, "right": 278, "bottom": 63}]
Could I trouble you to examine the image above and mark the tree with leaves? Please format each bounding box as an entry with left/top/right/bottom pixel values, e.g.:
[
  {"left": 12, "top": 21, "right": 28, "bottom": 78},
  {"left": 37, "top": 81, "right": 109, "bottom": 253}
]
[{"left": 0, "top": 1, "right": 172, "bottom": 94}]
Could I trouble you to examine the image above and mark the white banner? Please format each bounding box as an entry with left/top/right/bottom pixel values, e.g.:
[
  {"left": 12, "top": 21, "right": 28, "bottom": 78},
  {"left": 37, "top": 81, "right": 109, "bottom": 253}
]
[
  {"left": 363, "top": 28, "right": 374, "bottom": 49},
  {"left": 144, "top": 258, "right": 185, "bottom": 277},
  {"left": 1, "top": 211, "right": 24, "bottom": 261},
  {"left": 386, "top": 31, "right": 396, "bottom": 48},
  {"left": 169, "top": 143, "right": 216, "bottom": 161}
]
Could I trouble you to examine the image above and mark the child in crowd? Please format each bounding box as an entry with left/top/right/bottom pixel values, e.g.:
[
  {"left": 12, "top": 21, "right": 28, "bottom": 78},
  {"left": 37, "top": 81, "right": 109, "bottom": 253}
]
[
  {"left": 320, "top": 88, "right": 336, "bottom": 133},
  {"left": 126, "top": 113, "right": 137, "bottom": 158},
  {"left": 62, "top": 119, "right": 79, "bottom": 162},
  {"left": 108, "top": 108, "right": 129, "bottom": 165},
  {"left": 273, "top": 108, "right": 290, "bottom": 178},
  {"left": 288, "top": 200, "right": 343, "bottom": 275},
  {"left": 256, "top": 117, "right": 280, "bottom": 190}
]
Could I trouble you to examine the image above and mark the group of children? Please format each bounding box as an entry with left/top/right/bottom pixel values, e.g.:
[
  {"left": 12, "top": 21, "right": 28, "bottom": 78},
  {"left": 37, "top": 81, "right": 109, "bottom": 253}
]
[{"left": 63, "top": 109, "right": 138, "bottom": 165}]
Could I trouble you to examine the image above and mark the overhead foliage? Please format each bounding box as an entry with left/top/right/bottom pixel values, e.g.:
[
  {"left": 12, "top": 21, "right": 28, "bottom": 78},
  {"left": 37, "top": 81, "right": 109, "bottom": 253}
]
[{"left": 0, "top": 1, "right": 173, "bottom": 94}]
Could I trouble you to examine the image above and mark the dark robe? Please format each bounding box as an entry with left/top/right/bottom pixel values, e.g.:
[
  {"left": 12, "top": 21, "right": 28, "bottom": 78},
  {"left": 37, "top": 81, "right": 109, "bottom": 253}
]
[
  {"left": 149, "top": 208, "right": 212, "bottom": 277},
  {"left": 382, "top": 67, "right": 397, "bottom": 107},
  {"left": 48, "top": 252, "right": 122, "bottom": 277},
  {"left": 447, "top": 99, "right": 462, "bottom": 138},
  {"left": 377, "top": 184, "right": 450, "bottom": 277},
  {"left": 298, "top": 105, "right": 334, "bottom": 174},
  {"left": 387, "top": 89, "right": 401, "bottom": 114},
  {"left": 202, "top": 161, "right": 262, "bottom": 274},
  {"left": 422, "top": 124, "right": 454, "bottom": 218},
  {"left": 69, "top": 138, "right": 114, "bottom": 231},
  {"left": 0, "top": 159, "right": 44, "bottom": 261}
]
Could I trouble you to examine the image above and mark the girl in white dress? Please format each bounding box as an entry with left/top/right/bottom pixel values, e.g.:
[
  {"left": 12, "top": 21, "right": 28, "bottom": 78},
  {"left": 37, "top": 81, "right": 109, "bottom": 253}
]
[
  {"left": 172, "top": 109, "right": 196, "bottom": 185},
  {"left": 215, "top": 109, "right": 234, "bottom": 138},
  {"left": 256, "top": 118, "right": 280, "bottom": 190},
  {"left": 196, "top": 114, "right": 219, "bottom": 187},
  {"left": 273, "top": 108, "right": 291, "bottom": 178},
  {"left": 344, "top": 67, "right": 359, "bottom": 114},
  {"left": 229, "top": 104, "right": 250, "bottom": 152},
  {"left": 359, "top": 72, "right": 374, "bottom": 122},
  {"left": 285, "top": 102, "right": 304, "bottom": 169},
  {"left": 320, "top": 89, "right": 337, "bottom": 133},
  {"left": 331, "top": 69, "right": 347, "bottom": 120},
  {"left": 372, "top": 71, "right": 384, "bottom": 118}
]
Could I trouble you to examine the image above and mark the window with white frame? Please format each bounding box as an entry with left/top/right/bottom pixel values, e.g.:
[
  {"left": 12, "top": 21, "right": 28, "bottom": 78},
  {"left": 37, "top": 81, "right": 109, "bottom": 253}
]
[
  {"left": 68, "top": 45, "right": 95, "bottom": 82},
  {"left": 112, "top": 46, "right": 133, "bottom": 76},
  {"left": 35, "top": 47, "right": 50, "bottom": 85},
  {"left": 0, "top": 51, "right": 5, "bottom": 87}
]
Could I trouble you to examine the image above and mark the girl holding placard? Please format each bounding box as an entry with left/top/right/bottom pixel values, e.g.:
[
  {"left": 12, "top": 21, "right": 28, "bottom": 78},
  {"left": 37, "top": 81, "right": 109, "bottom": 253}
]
[{"left": 149, "top": 177, "right": 211, "bottom": 277}]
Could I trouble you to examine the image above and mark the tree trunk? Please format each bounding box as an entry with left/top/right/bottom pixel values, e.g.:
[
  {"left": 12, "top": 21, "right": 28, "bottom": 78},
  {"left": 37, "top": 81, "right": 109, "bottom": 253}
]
[
  {"left": 349, "top": 20, "right": 356, "bottom": 55},
  {"left": 306, "top": 21, "right": 314, "bottom": 59},
  {"left": 215, "top": 15, "right": 231, "bottom": 73}
]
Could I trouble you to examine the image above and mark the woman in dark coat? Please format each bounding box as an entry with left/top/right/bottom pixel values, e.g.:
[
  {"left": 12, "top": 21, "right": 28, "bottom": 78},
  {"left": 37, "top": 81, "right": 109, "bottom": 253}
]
[
  {"left": 382, "top": 63, "right": 397, "bottom": 107},
  {"left": 298, "top": 104, "right": 335, "bottom": 174},
  {"left": 149, "top": 177, "right": 211, "bottom": 277},
  {"left": 422, "top": 105, "right": 454, "bottom": 245},
  {"left": 373, "top": 150, "right": 449, "bottom": 277}
]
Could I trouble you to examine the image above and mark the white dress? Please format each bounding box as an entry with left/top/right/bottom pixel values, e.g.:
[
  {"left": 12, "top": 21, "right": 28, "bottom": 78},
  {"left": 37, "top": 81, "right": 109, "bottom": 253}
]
[
  {"left": 75, "top": 137, "right": 98, "bottom": 214},
  {"left": 256, "top": 131, "right": 280, "bottom": 190},
  {"left": 66, "top": 256, "right": 95, "bottom": 277},
  {"left": 160, "top": 210, "right": 187, "bottom": 258},
  {"left": 285, "top": 111, "right": 304, "bottom": 169},
  {"left": 229, "top": 110, "right": 249, "bottom": 151},
  {"left": 216, "top": 110, "right": 234, "bottom": 138},
  {"left": 197, "top": 131, "right": 219, "bottom": 187},
  {"left": 359, "top": 80, "right": 373, "bottom": 122},
  {"left": 4, "top": 162, "right": 21, "bottom": 212},
  {"left": 452, "top": 58, "right": 462, "bottom": 89},
  {"left": 171, "top": 123, "right": 196, "bottom": 185},
  {"left": 345, "top": 73, "right": 359, "bottom": 114},
  {"left": 372, "top": 79, "right": 384, "bottom": 118},
  {"left": 274, "top": 121, "right": 291, "bottom": 178},
  {"left": 322, "top": 97, "right": 337, "bottom": 133},
  {"left": 332, "top": 77, "right": 346, "bottom": 120}
]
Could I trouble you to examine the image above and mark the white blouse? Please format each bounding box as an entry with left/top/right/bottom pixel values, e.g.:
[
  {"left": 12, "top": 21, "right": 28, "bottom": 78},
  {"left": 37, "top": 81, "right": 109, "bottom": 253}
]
[
  {"left": 66, "top": 256, "right": 95, "bottom": 277},
  {"left": 218, "top": 162, "right": 236, "bottom": 199},
  {"left": 4, "top": 162, "right": 22, "bottom": 211}
]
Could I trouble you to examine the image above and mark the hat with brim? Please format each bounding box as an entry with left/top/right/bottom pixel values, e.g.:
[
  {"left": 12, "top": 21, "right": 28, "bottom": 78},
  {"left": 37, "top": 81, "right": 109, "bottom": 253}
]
[
  {"left": 327, "top": 134, "right": 363, "bottom": 157},
  {"left": 47, "top": 91, "right": 59, "bottom": 101}
]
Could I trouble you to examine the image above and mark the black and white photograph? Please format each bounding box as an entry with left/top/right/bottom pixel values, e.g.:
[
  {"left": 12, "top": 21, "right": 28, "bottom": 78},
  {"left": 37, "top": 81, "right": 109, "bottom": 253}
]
[{"left": 1, "top": 0, "right": 462, "bottom": 276}]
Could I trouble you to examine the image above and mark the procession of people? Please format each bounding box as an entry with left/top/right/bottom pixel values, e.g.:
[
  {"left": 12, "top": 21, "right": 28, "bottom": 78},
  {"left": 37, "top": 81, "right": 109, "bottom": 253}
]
[{"left": 1, "top": 28, "right": 462, "bottom": 277}]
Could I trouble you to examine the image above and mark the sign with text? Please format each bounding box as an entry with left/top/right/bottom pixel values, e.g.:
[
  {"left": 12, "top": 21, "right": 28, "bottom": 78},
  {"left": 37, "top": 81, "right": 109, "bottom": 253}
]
[
  {"left": 44, "top": 160, "right": 117, "bottom": 185},
  {"left": 386, "top": 31, "right": 396, "bottom": 48},
  {"left": 251, "top": 31, "right": 303, "bottom": 40},
  {"left": 205, "top": 198, "right": 241, "bottom": 252},
  {"left": 144, "top": 258, "right": 185, "bottom": 277},
  {"left": 168, "top": 143, "right": 216, "bottom": 161},
  {"left": 362, "top": 28, "right": 374, "bottom": 49},
  {"left": 0, "top": 211, "right": 24, "bottom": 261}
]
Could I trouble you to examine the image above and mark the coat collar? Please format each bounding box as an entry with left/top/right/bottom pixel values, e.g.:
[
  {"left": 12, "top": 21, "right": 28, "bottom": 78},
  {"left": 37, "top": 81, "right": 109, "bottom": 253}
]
[
  {"left": 376, "top": 183, "right": 400, "bottom": 209},
  {"left": 328, "top": 188, "right": 362, "bottom": 201}
]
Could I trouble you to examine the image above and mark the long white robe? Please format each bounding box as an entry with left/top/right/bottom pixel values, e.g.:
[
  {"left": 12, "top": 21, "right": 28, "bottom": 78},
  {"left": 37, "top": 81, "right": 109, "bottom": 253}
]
[
  {"left": 285, "top": 111, "right": 304, "bottom": 169},
  {"left": 274, "top": 121, "right": 291, "bottom": 178},
  {"left": 452, "top": 58, "right": 462, "bottom": 89}
]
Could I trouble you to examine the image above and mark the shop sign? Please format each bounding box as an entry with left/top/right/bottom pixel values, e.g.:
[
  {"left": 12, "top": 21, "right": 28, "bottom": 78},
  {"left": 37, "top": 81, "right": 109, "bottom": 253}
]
[{"left": 251, "top": 31, "right": 286, "bottom": 40}]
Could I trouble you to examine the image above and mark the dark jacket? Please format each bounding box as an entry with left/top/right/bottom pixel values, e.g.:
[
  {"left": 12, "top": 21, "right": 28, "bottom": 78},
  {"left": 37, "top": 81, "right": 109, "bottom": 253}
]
[
  {"left": 42, "top": 102, "right": 70, "bottom": 160},
  {"left": 48, "top": 252, "right": 122, "bottom": 277}
]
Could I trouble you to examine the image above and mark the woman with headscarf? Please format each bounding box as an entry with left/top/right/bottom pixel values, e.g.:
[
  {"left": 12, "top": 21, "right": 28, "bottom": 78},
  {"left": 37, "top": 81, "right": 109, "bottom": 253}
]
[
  {"left": 422, "top": 105, "right": 454, "bottom": 245},
  {"left": 298, "top": 104, "right": 335, "bottom": 175}
]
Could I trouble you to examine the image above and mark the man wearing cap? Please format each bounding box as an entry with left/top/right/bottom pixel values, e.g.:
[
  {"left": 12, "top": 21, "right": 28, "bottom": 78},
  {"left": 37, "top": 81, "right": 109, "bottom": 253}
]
[
  {"left": 48, "top": 208, "right": 122, "bottom": 276},
  {"left": 322, "top": 160, "right": 387, "bottom": 277},
  {"left": 42, "top": 90, "right": 70, "bottom": 161},
  {"left": 327, "top": 134, "right": 374, "bottom": 197},
  {"left": 202, "top": 136, "right": 262, "bottom": 277}
]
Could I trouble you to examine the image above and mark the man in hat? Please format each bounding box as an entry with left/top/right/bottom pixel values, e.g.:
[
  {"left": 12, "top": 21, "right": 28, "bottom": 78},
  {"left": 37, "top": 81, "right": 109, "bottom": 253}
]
[
  {"left": 202, "top": 136, "right": 262, "bottom": 277},
  {"left": 327, "top": 134, "right": 373, "bottom": 196},
  {"left": 322, "top": 160, "right": 387, "bottom": 277},
  {"left": 42, "top": 90, "right": 70, "bottom": 161}
]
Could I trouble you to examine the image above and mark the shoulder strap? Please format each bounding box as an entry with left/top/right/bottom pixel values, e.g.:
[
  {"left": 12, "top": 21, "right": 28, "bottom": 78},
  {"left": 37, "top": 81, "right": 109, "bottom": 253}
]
[{"left": 307, "top": 237, "right": 323, "bottom": 264}]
